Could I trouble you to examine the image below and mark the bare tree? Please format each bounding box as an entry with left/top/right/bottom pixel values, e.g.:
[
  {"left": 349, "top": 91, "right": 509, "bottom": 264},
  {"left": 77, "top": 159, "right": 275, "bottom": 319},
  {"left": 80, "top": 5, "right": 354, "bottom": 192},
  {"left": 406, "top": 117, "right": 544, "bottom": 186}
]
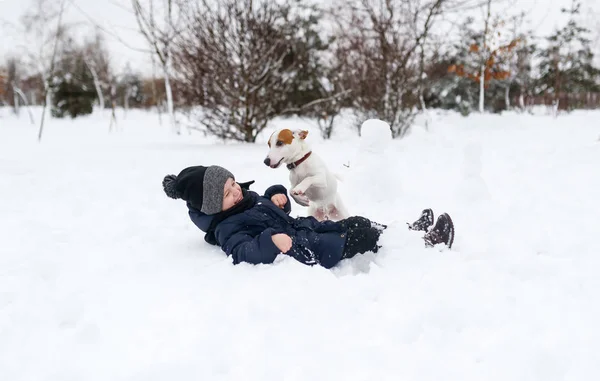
[
  {"left": 38, "top": 0, "right": 67, "bottom": 140},
  {"left": 332, "top": 0, "right": 453, "bottom": 137},
  {"left": 131, "top": 0, "right": 180, "bottom": 134},
  {"left": 410, "top": 0, "right": 447, "bottom": 129},
  {"left": 6, "top": 59, "right": 20, "bottom": 115},
  {"left": 6, "top": 58, "right": 36, "bottom": 124},
  {"left": 445, "top": 1, "right": 520, "bottom": 113},
  {"left": 174, "top": 0, "right": 341, "bottom": 142},
  {"left": 461, "top": 0, "right": 517, "bottom": 112},
  {"left": 310, "top": 73, "right": 352, "bottom": 140},
  {"left": 150, "top": 51, "right": 163, "bottom": 125},
  {"left": 501, "top": 12, "right": 531, "bottom": 110},
  {"left": 19, "top": 0, "right": 68, "bottom": 140},
  {"left": 82, "top": 31, "right": 111, "bottom": 112},
  {"left": 108, "top": 73, "right": 119, "bottom": 132}
]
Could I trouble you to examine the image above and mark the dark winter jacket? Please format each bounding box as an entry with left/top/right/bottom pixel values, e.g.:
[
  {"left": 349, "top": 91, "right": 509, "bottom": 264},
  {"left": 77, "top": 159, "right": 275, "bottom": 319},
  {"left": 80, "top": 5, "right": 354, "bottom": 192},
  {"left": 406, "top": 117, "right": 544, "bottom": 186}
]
[{"left": 187, "top": 185, "right": 347, "bottom": 268}]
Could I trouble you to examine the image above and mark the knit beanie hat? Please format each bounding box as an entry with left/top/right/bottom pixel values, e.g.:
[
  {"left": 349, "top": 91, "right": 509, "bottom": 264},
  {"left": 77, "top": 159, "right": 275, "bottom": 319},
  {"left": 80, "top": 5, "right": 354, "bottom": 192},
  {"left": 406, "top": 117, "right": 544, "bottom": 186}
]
[{"left": 162, "top": 165, "right": 235, "bottom": 215}]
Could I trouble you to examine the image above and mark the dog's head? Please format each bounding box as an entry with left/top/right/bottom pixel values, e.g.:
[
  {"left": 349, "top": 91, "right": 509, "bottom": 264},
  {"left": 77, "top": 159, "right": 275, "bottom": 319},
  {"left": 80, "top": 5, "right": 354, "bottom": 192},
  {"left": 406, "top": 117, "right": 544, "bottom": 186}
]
[{"left": 264, "top": 128, "right": 309, "bottom": 169}]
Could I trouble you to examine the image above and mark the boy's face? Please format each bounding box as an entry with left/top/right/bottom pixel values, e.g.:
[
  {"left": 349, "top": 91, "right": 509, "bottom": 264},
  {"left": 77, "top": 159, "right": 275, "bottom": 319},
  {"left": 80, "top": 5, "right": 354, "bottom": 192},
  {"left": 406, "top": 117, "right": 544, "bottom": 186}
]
[{"left": 222, "top": 177, "right": 242, "bottom": 211}]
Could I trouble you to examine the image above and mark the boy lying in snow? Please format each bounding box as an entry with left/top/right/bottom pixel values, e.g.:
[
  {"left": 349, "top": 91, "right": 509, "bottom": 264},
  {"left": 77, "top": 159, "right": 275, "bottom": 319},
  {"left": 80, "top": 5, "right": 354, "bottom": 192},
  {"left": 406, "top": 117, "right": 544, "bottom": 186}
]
[{"left": 162, "top": 165, "right": 454, "bottom": 268}]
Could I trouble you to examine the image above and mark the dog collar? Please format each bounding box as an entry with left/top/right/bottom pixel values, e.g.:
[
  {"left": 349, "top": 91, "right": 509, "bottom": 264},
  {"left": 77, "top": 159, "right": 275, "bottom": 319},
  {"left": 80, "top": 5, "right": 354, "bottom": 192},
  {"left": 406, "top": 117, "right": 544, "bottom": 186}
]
[{"left": 287, "top": 152, "right": 312, "bottom": 170}]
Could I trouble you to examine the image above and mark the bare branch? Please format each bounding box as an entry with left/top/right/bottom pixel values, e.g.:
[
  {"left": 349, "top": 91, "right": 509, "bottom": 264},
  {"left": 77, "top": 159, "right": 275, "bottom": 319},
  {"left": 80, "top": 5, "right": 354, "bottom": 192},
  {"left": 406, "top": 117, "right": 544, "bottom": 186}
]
[
  {"left": 38, "top": 0, "right": 67, "bottom": 142},
  {"left": 67, "top": 0, "right": 151, "bottom": 53},
  {"left": 131, "top": 0, "right": 180, "bottom": 133},
  {"left": 280, "top": 90, "right": 353, "bottom": 115}
]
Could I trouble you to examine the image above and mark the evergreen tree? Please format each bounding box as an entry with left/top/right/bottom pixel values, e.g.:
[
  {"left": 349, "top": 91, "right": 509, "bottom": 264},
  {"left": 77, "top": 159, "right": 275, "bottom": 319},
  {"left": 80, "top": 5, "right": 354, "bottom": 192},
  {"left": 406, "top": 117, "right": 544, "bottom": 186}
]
[
  {"left": 278, "top": 7, "right": 349, "bottom": 139},
  {"left": 277, "top": 7, "right": 329, "bottom": 112},
  {"left": 537, "top": 1, "right": 600, "bottom": 110},
  {"left": 51, "top": 47, "right": 97, "bottom": 119}
]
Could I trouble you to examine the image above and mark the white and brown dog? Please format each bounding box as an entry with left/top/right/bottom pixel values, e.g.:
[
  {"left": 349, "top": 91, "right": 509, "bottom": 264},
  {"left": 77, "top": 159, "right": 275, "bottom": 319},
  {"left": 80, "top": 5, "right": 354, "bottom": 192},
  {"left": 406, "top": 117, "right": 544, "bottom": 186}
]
[{"left": 264, "top": 128, "right": 349, "bottom": 221}]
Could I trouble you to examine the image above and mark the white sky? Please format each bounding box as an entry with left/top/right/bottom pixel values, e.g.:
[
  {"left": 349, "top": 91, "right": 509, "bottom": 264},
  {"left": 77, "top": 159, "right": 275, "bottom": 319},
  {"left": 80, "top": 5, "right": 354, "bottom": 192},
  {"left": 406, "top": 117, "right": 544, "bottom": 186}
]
[
  {"left": 0, "top": 0, "right": 598, "bottom": 77},
  {"left": 0, "top": 0, "right": 151, "bottom": 75}
]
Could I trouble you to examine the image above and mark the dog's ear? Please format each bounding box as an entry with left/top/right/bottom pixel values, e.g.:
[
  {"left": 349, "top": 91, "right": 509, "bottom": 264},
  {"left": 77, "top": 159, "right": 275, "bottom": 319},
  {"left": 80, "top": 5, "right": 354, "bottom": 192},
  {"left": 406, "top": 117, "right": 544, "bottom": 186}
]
[{"left": 297, "top": 130, "right": 309, "bottom": 140}]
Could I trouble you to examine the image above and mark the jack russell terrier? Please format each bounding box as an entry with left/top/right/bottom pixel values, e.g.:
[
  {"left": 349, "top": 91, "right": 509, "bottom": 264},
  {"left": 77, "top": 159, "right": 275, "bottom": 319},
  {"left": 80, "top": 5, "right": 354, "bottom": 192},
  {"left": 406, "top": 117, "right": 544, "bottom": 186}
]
[{"left": 263, "top": 128, "right": 349, "bottom": 222}]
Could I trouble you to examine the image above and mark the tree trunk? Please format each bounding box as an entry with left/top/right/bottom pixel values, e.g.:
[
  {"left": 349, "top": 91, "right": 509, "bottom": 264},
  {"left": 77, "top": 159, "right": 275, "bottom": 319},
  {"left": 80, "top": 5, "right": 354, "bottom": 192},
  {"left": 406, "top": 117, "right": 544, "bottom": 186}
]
[
  {"left": 505, "top": 85, "right": 510, "bottom": 110},
  {"left": 151, "top": 53, "right": 162, "bottom": 125},
  {"left": 124, "top": 86, "right": 131, "bottom": 117},
  {"left": 38, "top": 83, "right": 52, "bottom": 141},
  {"left": 479, "top": 0, "right": 492, "bottom": 113},
  {"left": 163, "top": 57, "right": 177, "bottom": 134},
  {"left": 13, "top": 84, "right": 35, "bottom": 124},
  {"left": 479, "top": 65, "right": 485, "bottom": 113},
  {"left": 38, "top": 0, "right": 66, "bottom": 142},
  {"left": 163, "top": 0, "right": 178, "bottom": 134},
  {"left": 318, "top": 115, "right": 335, "bottom": 140},
  {"left": 519, "top": 93, "right": 524, "bottom": 109},
  {"left": 13, "top": 91, "right": 20, "bottom": 116},
  {"left": 109, "top": 82, "right": 118, "bottom": 132},
  {"left": 86, "top": 60, "right": 105, "bottom": 111}
]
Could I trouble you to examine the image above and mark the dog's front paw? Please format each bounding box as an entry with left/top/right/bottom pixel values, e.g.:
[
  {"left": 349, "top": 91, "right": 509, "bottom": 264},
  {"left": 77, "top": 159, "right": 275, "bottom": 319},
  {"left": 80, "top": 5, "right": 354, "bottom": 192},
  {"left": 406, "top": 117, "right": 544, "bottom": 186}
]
[
  {"left": 291, "top": 187, "right": 306, "bottom": 196},
  {"left": 290, "top": 192, "right": 310, "bottom": 207}
]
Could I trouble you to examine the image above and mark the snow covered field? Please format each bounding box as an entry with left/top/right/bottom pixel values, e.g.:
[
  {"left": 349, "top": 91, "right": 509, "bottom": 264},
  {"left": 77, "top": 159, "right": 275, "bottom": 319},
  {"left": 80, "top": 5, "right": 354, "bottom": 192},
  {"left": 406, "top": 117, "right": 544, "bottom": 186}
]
[{"left": 1, "top": 107, "right": 599, "bottom": 380}]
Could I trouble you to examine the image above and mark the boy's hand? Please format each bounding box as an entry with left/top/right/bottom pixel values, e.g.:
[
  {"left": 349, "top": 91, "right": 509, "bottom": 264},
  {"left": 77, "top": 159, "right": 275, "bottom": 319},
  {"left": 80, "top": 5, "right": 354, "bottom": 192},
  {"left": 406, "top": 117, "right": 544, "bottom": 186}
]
[
  {"left": 272, "top": 233, "right": 292, "bottom": 253},
  {"left": 271, "top": 193, "right": 288, "bottom": 209}
]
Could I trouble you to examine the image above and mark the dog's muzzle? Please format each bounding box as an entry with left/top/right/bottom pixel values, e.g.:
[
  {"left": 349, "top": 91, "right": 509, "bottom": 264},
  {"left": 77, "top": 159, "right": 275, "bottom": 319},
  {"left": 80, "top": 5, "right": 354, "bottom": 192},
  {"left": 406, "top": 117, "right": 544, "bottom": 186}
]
[{"left": 264, "top": 157, "right": 284, "bottom": 168}]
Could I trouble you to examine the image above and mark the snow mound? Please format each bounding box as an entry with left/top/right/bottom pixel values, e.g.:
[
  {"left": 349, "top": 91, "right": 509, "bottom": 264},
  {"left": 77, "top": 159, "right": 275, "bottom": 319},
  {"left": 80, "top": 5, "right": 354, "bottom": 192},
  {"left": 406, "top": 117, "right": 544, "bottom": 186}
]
[{"left": 360, "top": 119, "right": 392, "bottom": 152}]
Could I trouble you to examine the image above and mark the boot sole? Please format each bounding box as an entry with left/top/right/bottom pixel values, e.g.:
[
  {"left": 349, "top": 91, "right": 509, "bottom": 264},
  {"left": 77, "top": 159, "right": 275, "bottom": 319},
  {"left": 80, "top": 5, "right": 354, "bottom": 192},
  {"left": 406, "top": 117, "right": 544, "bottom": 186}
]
[
  {"left": 408, "top": 208, "right": 434, "bottom": 232},
  {"left": 441, "top": 213, "right": 455, "bottom": 249}
]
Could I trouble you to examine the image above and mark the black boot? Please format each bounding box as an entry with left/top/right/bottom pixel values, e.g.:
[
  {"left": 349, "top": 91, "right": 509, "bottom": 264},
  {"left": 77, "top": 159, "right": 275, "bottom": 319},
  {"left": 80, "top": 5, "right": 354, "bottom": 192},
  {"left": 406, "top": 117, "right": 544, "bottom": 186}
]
[
  {"left": 338, "top": 216, "right": 372, "bottom": 230},
  {"left": 407, "top": 208, "right": 434, "bottom": 232},
  {"left": 342, "top": 227, "right": 382, "bottom": 259},
  {"left": 423, "top": 213, "right": 455, "bottom": 249},
  {"left": 338, "top": 216, "right": 387, "bottom": 232},
  {"left": 371, "top": 220, "right": 388, "bottom": 231}
]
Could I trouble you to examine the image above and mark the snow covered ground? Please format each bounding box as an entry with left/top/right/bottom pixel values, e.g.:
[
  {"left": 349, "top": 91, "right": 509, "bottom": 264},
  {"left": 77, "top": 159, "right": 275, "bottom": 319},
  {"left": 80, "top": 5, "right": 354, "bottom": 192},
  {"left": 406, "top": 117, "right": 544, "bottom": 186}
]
[{"left": 1, "top": 107, "right": 599, "bottom": 381}]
